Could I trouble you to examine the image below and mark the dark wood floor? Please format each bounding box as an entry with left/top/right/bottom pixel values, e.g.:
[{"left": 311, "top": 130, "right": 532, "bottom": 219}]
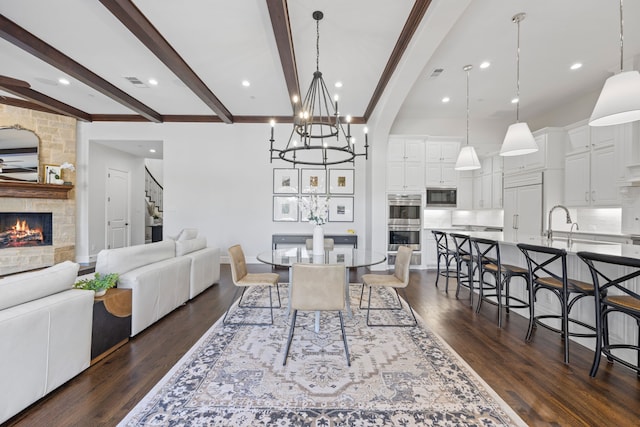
[{"left": 4, "top": 265, "right": 639, "bottom": 427}]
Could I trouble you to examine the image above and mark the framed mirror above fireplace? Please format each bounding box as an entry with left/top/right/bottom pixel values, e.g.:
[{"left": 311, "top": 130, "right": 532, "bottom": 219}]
[{"left": 0, "top": 124, "right": 39, "bottom": 183}]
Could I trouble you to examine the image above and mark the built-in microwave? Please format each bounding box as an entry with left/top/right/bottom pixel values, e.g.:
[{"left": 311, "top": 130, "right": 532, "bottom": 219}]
[{"left": 426, "top": 187, "right": 457, "bottom": 208}]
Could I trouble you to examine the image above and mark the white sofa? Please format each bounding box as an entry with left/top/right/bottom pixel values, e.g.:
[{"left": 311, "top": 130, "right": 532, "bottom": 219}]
[
  {"left": 175, "top": 235, "right": 221, "bottom": 299},
  {"left": 95, "top": 234, "right": 219, "bottom": 336},
  {"left": 0, "top": 261, "right": 94, "bottom": 424},
  {"left": 95, "top": 240, "right": 191, "bottom": 336}
]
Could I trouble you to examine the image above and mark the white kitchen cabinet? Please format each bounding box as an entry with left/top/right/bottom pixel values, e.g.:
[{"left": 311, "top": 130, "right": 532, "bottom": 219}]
[
  {"left": 564, "top": 126, "right": 620, "bottom": 207},
  {"left": 425, "top": 139, "right": 459, "bottom": 187},
  {"left": 492, "top": 172, "right": 503, "bottom": 208},
  {"left": 621, "top": 186, "right": 640, "bottom": 235},
  {"left": 503, "top": 128, "right": 565, "bottom": 175},
  {"left": 387, "top": 137, "right": 425, "bottom": 191},
  {"left": 426, "top": 163, "right": 457, "bottom": 187},
  {"left": 503, "top": 172, "right": 545, "bottom": 241},
  {"left": 503, "top": 183, "right": 543, "bottom": 240},
  {"left": 471, "top": 155, "right": 502, "bottom": 209}
]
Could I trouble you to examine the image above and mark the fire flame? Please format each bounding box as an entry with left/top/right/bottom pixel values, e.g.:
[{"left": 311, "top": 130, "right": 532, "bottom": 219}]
[{"left": 15, "top": 219, "right": 29, "bottom": 232}]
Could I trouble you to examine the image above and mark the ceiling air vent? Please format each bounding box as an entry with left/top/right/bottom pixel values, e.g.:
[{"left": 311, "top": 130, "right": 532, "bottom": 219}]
[
  {"left": 430, "top": 68, "right": 444, "bottom": 78},
  {"left": 124, "top": 76, "right": 148, "bottom": 88}
]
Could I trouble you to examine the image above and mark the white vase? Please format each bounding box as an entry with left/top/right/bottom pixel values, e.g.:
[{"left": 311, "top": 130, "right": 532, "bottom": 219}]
[
  {"left": 94, "top": 289, "right": 107, "bottom": 297},
  {"left": 312, "top": 225, "right": 324, "bottom": 256}
]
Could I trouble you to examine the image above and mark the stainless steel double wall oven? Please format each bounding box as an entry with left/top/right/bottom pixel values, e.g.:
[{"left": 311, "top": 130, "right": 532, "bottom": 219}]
[{"left": 387, "top": 194, "right": 422, "bottom": 265}]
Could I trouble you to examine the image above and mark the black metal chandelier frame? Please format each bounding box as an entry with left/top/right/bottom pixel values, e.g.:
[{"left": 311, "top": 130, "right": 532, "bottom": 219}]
[{"left": 269, "top": 11, "right": 368, "bottom": 167}]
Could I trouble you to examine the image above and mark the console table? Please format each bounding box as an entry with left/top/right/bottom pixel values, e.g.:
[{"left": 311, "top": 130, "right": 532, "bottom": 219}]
[
  {"left": 272, "top": 233, "right": 358, "bottom": 249},
  {"left": 91, "top": 288, "right": 132, "bottom": 365}
]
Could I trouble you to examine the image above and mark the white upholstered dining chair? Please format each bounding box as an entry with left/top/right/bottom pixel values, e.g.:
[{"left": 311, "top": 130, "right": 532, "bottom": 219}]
[
  {"left": 223, "top": 244, "right": 281, "bottom": 325},
  {"left": 282, "top": 263, "right": 350, "bottom": 366}
]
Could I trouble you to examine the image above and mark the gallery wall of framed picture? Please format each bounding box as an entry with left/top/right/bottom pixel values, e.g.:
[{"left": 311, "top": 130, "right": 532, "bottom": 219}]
[{"left": 272, "top": 168, "right": 356, "bottom": 223}]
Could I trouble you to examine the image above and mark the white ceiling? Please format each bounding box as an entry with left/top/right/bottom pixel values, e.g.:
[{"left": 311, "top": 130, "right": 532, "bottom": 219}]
[{"left": 1, "top": 0, "right": 639, "bottom": 158}]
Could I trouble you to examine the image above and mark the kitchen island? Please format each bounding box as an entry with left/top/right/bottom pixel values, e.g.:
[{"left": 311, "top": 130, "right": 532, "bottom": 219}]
[{"left": 440, "top": 230, "right": 640, "bottom": 368}]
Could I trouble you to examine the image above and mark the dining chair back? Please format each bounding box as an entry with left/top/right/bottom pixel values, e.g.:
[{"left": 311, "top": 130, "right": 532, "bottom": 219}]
[
  {"left": 577, "top": 251, "right": 640, "bottom": 377},
  {"left": 282, "top": 263, "right": 349, "bottom": 366},
  {"left": 359, "top": 245, "right": 417, "bottom": 326},
  {"left": 223, "top": 244, "right": 281, "bottom": 325}
]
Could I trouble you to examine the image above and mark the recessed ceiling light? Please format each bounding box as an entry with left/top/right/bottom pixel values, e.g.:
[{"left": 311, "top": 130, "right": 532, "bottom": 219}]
[
  {"left": 442, "top": 97, "right": 450, "bottom": 103},
  {"left": 480, "top": 61, "right": 491, "bottom": 69},
  {"left": 511, "top": 97, "right": 519, "bottom": 104},
  {"left": 148, "top": 78, "right": 158, "bottom": 86},
  {"left": 58, "top": 78, "right": 70, "bottom": 85},
  {"left": 242, "top": 80, "right": 250, "bottom": 87},
  {"left": 570, "top": 62, "right": 583, "bottom": 70},
  {"left": 149, "top": 148, "right": 156, "bottom": 153},
  {"left": 335, "top": 81, "right": 343, "bottom": 88}
]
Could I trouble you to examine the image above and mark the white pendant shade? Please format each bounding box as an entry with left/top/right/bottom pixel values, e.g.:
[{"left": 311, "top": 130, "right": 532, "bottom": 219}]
[
  {"left": 589, "top": 70, "right": 640, "bottom": 126},
  {"left": 454, "top": 145, "right": 481, "bottom": 170},
  {"left": 500, "top": 122, "right": 538, "bottom": 157}
]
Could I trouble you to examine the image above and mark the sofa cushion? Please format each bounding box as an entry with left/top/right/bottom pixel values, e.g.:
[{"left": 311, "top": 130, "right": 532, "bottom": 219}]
[
  {"left": 177, "top": 228, "right": 198, "bottom": 241},
  {"left": 0, "top": 261, "right": 80, "bottom": 311},
  {"left": 95, "top": 240, "right": 175, "bottom": 275},
  {"left": 175, "top": 236, "right": 207, "bottom": 256}
]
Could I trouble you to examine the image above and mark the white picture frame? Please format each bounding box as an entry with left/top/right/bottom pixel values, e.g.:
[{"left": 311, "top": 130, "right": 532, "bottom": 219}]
[
  {"left": 328, "top": 196, "right": 354, "bottom": 222},
  {"left": 273, "top": 168, "right": 299, "bottom": 194},
  {"left": 301, "top": 169, "right": 326, "bottom": 194},
  {"left": 44, "top": 164, "right": 61, "bottom": 184},
  {"left": 273, "top": 196, "right": 299, "bottom": 222},
  {"left": 329, "top": 169, "right": 354, "bottom": 194}
]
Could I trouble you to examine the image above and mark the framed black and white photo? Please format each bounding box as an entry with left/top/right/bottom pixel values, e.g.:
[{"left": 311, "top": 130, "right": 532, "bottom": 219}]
[
  {"left": 301, "top": 169, "right": 326, "bottom": 193},
  {"left": 329, "top": 169, "right": 354, "bottom": 194},
  {"left": 328, "top": 196, "right": 354, "bottom": 222},
  {"left": 273, "top": 196, "right": 299, "bottom": 222},
  {"left": 273, "top": 168, "right": 299, "bottom": 194}
]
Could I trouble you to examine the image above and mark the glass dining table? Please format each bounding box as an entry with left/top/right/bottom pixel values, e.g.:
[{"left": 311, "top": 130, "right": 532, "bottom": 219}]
[{"left": 257, "top": 247, "right": 387, "bottom": 331}]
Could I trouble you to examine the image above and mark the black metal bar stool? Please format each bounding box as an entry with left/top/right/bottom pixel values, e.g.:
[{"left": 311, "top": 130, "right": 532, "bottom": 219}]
[
  {"left": 577, "top": 251, "right": 640, "bottom": 377},
  {"left": 449, "top": 233, "right": 482, "bottom": 307},
  {"left": 517, "top": 243, "right": 597, "bottom": 364},
  {"left": 471, "top": 237, "right": 530, "bottom": 328},
  {"left": 431, "top": 230, "right": 457, "bottom": 292}
]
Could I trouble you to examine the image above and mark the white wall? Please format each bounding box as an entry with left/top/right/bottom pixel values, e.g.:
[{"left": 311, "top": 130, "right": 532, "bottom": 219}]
[
  {"left": 82, "top": 142, "right": 145, "bottom": 262},
  {"left": 77, "top": 122, "right": 369, "bottom": 263}
]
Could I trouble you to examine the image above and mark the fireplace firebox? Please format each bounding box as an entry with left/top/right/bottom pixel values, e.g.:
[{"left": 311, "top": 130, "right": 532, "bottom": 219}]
[{"left": 0, "top": 212, "right": 53, "bottom": 249}]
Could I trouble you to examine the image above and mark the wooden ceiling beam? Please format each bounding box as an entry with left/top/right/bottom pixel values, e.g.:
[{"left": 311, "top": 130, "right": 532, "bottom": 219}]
[
  {"left": 363, "top": 0, "right": 433, "bottom": 121},
  {"left": 266, "top": 0, "right": 299, "bottom": 114},
  {"left": 0, "top": 14, "right": 163, "bottom": 123},
  {"left": 98, "top": 0, "right": 234, "bottom": 124},
  {"left": 0, "top": 84, "right": 92, "bottom": 122},
  {"left": 0, "top": 96, "right": 61, "bottom": 116}
]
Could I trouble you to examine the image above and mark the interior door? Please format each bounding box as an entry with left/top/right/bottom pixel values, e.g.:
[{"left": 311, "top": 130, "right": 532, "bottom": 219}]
[{"left": 106, "top": 168, "right": 130, "bottom": 249}]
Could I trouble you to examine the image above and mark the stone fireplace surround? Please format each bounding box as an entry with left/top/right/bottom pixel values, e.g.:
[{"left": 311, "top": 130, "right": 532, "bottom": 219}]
[{"left": 0, "top": 105, "right": 76, "bottom": 276}]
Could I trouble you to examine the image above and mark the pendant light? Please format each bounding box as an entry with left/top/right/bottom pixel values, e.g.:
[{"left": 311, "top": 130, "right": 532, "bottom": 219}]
[
  {"left": 455, "top": 65, "right": 481, "bottom": 171},
  {"left": 589, "top": 0, "right": 640, "bottom": 126},
  {"left": 500, "top": 13, "right": 538, "bottom": 157}
]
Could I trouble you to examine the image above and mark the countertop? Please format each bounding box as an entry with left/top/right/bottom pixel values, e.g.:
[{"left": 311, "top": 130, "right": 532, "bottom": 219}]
[{"left": 446, "top": 231, "right": 640, "bottom": 259}]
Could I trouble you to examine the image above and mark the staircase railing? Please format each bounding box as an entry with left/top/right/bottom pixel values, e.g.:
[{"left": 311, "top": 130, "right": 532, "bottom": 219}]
[{"left": 145, "top": 166, "right": 163, "bottom": 213}]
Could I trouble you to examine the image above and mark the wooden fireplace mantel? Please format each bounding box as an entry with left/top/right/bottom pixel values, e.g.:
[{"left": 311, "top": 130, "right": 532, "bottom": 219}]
[{"left": 0, "top": 181, "right": 74, "bottom": 199}]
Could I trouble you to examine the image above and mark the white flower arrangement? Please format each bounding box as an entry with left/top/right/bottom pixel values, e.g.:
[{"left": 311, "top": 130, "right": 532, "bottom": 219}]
[
  {"left": 60, "top": 162, "right": 75, "bottom": 172},
  {"left": 301, "top": 191, "right": 330, "bottom": 226}
]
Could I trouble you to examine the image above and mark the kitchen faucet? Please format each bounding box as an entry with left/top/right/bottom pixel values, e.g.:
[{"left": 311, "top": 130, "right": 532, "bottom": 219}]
[
  {"left": 546, "top": 205, "right": 572, "bottom": 240},
  {"left": 568, "top": 222, "right": 579, "bottom": 245}
]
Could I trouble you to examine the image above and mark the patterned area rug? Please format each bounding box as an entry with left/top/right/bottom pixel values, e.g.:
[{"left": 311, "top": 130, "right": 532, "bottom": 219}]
[{"left": 119, "top": 284, "right": 526, "bottom": 426}]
